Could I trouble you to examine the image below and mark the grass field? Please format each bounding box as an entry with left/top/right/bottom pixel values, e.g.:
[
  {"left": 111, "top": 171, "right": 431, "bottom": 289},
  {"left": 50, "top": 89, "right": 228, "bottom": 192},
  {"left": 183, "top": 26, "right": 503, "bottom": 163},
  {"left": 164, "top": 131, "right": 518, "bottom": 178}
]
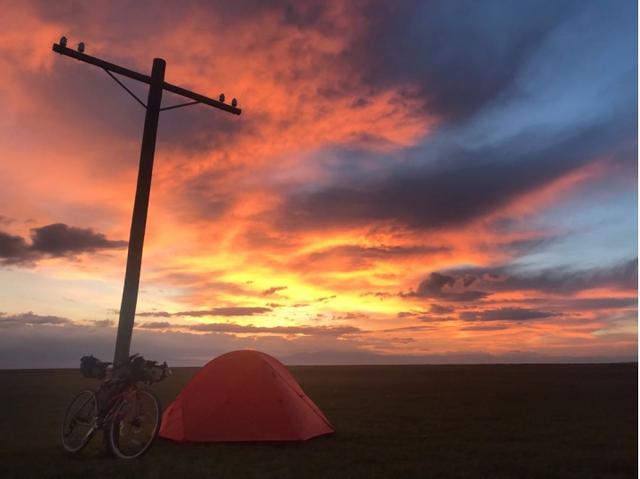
[{"left": 0, "top": 363, "right": 636, "bottom": 478}]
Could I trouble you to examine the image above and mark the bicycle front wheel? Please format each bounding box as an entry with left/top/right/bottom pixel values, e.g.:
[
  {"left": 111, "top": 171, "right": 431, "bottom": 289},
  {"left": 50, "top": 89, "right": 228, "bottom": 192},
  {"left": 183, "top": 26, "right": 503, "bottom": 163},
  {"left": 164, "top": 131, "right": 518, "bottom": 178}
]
[
  {"left": 109, "top": 388, "right": 161, "bottom": 459},
  {"left": 61, "top": 389, "right": 98, "bottom": 453}
]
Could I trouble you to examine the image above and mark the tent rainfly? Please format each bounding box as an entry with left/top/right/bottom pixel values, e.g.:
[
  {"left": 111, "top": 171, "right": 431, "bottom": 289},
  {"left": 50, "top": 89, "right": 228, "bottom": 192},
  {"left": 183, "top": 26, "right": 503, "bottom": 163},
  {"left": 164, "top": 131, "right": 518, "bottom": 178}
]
[{"left": 159, "top": 350, "right": 334, "bottom": 442}]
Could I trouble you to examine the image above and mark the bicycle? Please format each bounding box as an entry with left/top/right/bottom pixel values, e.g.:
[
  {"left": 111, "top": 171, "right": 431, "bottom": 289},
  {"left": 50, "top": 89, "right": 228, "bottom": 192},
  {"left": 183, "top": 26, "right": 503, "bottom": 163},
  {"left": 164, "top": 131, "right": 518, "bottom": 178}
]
[{"left": 61, "top": 354, "right": 170, "bottom": 459}]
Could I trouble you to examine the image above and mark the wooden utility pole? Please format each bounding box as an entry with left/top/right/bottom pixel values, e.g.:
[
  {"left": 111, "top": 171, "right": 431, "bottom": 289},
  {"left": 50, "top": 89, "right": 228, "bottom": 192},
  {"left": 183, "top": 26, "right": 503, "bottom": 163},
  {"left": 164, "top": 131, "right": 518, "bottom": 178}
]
[{"left": 52, "top": 38, "right": 241, "bottom": 366}]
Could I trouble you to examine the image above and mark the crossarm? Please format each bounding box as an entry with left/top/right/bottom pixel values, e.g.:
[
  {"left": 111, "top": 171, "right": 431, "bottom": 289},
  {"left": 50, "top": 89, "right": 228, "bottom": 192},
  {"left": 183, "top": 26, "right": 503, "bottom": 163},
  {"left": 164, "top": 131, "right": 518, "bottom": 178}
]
[
  {"left": 53, "top": 43, "right": 150, "bottom": 83},
  {"left": 162, "top": 81, "right": 241, "bottom": 114},
  {"left": 52, "top": 42, "right": 242, "bottom": 115}
]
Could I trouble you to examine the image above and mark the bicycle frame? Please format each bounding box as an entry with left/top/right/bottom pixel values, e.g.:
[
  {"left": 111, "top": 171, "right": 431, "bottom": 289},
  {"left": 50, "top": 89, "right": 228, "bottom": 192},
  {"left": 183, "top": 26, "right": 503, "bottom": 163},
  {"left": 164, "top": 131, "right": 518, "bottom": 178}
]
[
  {"left": 63, "top": 354, "right": 168, "bottom": 457},
  {"left": 79, "top": 383, "right": 139, "bottom": 443},
  {"left": 102, "top": 384, "right": 139, "bottom": 425}
]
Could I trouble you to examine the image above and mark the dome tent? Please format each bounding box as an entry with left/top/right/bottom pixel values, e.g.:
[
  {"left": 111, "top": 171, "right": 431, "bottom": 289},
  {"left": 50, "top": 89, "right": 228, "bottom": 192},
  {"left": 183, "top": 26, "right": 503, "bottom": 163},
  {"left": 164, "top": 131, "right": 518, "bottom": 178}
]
[{"left": 159, "top": 350, "right": 334, "bottom": 442}]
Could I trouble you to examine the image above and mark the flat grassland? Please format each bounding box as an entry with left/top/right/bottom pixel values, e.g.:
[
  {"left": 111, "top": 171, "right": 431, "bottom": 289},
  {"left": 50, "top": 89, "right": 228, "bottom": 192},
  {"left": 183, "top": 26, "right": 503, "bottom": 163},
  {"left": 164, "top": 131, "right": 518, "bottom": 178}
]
[{"left": 0, "top": 364, "right": 636, "bottom": 478}]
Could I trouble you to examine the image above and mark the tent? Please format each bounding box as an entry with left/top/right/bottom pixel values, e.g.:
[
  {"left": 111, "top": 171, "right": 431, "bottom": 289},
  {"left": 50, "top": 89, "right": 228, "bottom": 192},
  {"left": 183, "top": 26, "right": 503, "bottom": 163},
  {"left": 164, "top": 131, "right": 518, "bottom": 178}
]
[{"left": 159, "top": 350, "right": 334, "bottom": 442}]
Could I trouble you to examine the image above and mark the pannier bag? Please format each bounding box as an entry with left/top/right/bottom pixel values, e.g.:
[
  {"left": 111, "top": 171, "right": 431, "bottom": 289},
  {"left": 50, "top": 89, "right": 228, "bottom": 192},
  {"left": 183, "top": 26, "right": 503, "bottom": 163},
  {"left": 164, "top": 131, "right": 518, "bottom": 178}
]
[
  {"left": 128, "top": 355, "right": 166, "bottom": 384},
  {"left": 80, "top": 355, "right": 111, "bottom": 379}
]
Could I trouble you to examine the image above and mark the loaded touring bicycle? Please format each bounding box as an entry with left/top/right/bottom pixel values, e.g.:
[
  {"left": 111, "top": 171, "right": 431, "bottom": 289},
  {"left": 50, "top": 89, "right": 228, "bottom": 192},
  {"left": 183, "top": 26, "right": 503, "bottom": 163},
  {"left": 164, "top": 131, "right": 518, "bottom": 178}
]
[{"left": 61, "top": 354, "right": 169, "bottom": 459}]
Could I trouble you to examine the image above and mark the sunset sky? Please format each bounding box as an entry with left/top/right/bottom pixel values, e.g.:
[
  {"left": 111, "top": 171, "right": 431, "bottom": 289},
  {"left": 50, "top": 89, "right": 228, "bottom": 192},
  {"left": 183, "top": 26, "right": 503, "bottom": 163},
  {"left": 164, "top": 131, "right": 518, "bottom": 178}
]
[{"left": 0, "top": 0, "right": 637, "bottom": 367}]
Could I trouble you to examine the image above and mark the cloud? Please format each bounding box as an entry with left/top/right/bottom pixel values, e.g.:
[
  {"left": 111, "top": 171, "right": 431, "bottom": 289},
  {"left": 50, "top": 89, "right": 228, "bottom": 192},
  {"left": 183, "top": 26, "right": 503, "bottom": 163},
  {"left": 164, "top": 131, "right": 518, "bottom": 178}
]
[
  {"left": 0, "top": 310, "right": 634, "bottom": 368},
  {"left": 30, "top": 223, "right": 127, "bottom": 255},
  {"left": 334, "top": 312, "right": 369, "bottom": 320},
  {"left": 395, "top": 310, "right": 454, "bottom": 322},
  {"left": 459, "top": 307, "right": 561, "bottom": 322},
  {"left": 268, "top": 0, "right": 637, "bottom": 237},
  {"left": 430, "top": 304, "right": 454, "bottom": 315},
  {"left": 0, "top": 223, "right": 127, "bottom": 265},
  {"left": 511, "top": 296, "right": 637, "bottom": 312},
  {"left": 460, "top": 324, "right": 511, "bottom": 332},
  {"left": 93, "top": 319, "right": 115, "bottom": 327},
  {"left": 406, "top": 258, "right": 638, "bottom": 306},
  {"left": 0, "top": 1, "right": 636, "bottom": 366},
  {"left": 560, "top": 297, "right": 637, "bottom": 310},
  {"left": 0, "top": 232, "right": 34, "bottom": 265},
  {"left": 0, "top": 311, "right": 71, "bottom": 326},
  {"left": 137, "top": 306, "right": 272, "bottom": 318},
  {"left": 261, "top": 286, "right": 287, "bottom": 296},
  {"left": 137, "top": 319, "right": 364, "bottom": 337},
  {"left": 450, "top": 258, "right": 638, "bottom": 296},
  {"left": 137, "top": 321, "right": 172, "bottom": 329},
  {"left": 277, "top": 116, "right": 634, "bottom": 232},
  {"left": 346, "top": 0, "right": 581, "bottom": 122},
  {"left": 306, "top": 244, "right": 448, "bottom": 260},
  {"left": 404, "top": 272, "right": 489, "bottom": 302},
  {"left": 187, "top": 323, "right": 362, "bottom": 336}
]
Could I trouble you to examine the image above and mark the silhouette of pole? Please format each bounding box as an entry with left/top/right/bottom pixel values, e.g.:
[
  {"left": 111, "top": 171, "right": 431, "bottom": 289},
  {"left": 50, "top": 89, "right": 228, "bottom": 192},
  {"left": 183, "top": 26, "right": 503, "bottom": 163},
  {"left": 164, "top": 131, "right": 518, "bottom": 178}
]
[
  {"left": 52, "top": 39, "right": 241, "bottom": 366},
  {"left": 114, "top": 58, "right": 165, "bottom": 366}
]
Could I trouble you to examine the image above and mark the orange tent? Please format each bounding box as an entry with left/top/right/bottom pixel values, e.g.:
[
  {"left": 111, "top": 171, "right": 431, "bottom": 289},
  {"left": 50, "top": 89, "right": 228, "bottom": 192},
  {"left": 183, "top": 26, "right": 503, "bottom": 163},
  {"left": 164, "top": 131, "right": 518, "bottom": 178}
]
[{"left": 159, "top": 350, "right": 334, "bottom": 442}]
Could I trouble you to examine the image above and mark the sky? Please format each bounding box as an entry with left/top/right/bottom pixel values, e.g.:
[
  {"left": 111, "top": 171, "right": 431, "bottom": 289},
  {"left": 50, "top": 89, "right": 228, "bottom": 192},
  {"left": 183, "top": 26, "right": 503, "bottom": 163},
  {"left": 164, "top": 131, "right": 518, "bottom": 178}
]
[{"left": 0, "top": 0, "right": 637, "bottom": 367}]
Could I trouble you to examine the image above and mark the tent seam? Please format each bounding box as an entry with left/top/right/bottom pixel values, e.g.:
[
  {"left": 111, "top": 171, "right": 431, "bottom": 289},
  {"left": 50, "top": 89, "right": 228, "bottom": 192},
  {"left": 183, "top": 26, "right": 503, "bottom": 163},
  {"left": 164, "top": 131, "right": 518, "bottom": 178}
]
[{"left": 262, "top": 359, "right": 335, "bottom": 430}]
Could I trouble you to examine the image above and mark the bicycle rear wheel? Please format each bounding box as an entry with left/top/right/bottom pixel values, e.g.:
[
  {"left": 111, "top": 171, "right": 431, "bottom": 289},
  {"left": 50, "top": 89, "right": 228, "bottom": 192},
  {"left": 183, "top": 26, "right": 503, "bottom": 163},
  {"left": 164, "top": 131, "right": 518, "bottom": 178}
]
[
  {"left": 109, "top": 388, "right": 161, "bottom": 459},
  {"left": 61, "top": 389, "right": 98, "bottom": 453}
]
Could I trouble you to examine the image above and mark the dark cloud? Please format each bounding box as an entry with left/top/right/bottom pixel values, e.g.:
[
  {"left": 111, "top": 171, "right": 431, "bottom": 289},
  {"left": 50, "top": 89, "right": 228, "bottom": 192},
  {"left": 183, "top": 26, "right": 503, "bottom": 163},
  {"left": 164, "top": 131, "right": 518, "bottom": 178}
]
[
  {"left": 450, "top": 258, "right": 638, "bottom": 296},
  {"left": 404, "top": 272, "right": 489, "bottom": 302},
  {"left": 138, "top": 321, "right": 173, "bottom": 329},
  {"left": 271, "top": 0, "right": 637, "bottom": 235},
  {"left": 314, "top": 295, "right": 336, "bottom": 303},
  {"left": 460, "top": 324, "right": 511, "bottom": 332},
  {"left": 347, "top": 0, "right": 580, "bottom": 121},
  {"left": 360, "top": 291, "right": 393, "bottom": 300},
  {"left": 277, "top": 113, "right": 634, "bottom": 232},
  {"left": 93, "top": 319, "right": 115, "bottom": 327},
  {"left": 0, "top": 232, "right": 34, "bottom": 265},
  {"left": 261, "top": 286, "right": 287, "bottom": 296},
  {"left": 137, "top": 320, "right": 362, "bottom": 337},
  {"left": 137, "top": 306, "right": 272, "bottom": 318},
  {"left": 0, "top": 312, "right": 71, "bottom": 327},
  {"left": 136, "top": 311, "right": 172, "bottom": 318},
  {"left": 406, "top": 258, "right": 637, "bottom": 305},
  {"left": 460, "top": 308, "right": 561, "bottom": 322},
  {"left": 419, "top": 316, "right": 455, "bottom": 323},
  {"left": 334, "top": 312, "right": 368, "bottom": 320},
  {"left": 0, "top": 223, "right": 127, "bottom": 266},
  {"left": 430, "top": 304, "right": 454, "bottom": 315},
  {"left": 512, "top": 296, "right": 637, "bottom": 311},
  {"left": 561, "top": 297, "right": 637, "bottom": 310},
  {"left": 30, "top": 223, "right": 127, "bottom": 256},
  {"left": 139, "top": 319, "right": 430, "bottom": 337},
  {"left": 379, "top": 325, "right": 436, "bottom": 333},
  {"left": 395, "top": 310, "right": 454, "bottom": 322},
  {"left": 188, "top": 323, "right": 361, "bottom": 336}
]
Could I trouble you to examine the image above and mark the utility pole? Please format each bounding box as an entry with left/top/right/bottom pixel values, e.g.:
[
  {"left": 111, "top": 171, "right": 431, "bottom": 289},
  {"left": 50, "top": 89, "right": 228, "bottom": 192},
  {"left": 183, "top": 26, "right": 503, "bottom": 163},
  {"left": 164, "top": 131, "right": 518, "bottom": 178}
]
[{"left": 52, "top": 37, "right": 241, "bottom": 366}]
